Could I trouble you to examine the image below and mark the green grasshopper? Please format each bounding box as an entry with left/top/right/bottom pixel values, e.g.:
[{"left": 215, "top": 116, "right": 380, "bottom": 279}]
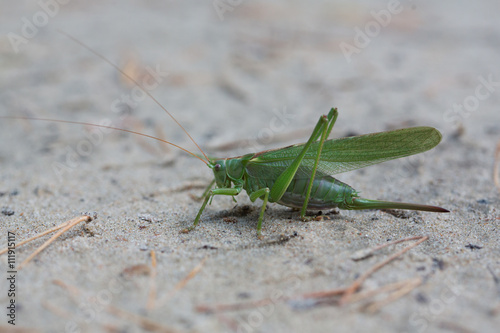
[
  {"left": 183, "top": 107, "right": 448, "bottom": 237},
  {"left": 3, "top": 35, "right": 448, "bottom": 238}
]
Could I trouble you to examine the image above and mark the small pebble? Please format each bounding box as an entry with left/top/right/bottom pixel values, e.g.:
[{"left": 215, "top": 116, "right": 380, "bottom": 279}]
[{"left": 2, "top": 207, "right": 15, "bottom": 216}]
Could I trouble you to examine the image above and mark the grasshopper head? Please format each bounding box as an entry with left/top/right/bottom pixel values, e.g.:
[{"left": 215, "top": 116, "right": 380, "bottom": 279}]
[{"left": 211, "top": 159, "right": 230, "bottom": 188}]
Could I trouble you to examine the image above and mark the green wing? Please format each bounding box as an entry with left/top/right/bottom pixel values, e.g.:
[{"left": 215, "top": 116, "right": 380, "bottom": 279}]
[{"left": 246, "top": 126, "right": 442, "bottom": 178}]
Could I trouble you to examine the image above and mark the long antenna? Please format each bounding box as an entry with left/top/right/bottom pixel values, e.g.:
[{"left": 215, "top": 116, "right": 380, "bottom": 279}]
[
  {"left": 58, "top": 30, "right": 210, "bottom": 163},
  {"left": 2, "top": 116, "right": 208, "bottom": 165}
]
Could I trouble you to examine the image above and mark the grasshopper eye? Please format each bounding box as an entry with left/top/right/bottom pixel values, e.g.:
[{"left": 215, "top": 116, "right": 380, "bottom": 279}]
[{"left": 214, "top": 164, "right": 221, "bottom": 171}]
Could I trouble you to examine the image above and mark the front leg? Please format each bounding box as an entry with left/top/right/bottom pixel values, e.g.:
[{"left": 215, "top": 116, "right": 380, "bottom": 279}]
[
  {"left": 181, "top": 187, "right": 242, "bottom": 233},
  {"left": 196, "top": 179, "right": 215, "bottom": 200}
]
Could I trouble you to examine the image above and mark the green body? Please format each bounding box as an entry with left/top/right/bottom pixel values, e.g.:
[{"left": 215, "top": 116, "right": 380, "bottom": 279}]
[
  {"left": 249, "top": 171, "right": 356, "bottom": 210},
  {"left": 213, "top": 153, "right": 359, "bottom": 210},
  {"left": 186, "top": 108, "right": 448, "bottom": 237}
]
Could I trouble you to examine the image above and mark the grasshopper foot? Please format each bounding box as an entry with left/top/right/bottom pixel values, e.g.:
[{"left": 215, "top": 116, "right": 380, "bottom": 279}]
[
  {"left": 180, "top": 226, "right": 196, "bottom": 234},
  {"left": 301, "top": 215, "right": 330, "bottom": 222},
  {"left": 301, "top": 215, "right": 314, "bottom": 222},
  {"left": 188, "top": 193, "right": 205, "bottom": 202}
]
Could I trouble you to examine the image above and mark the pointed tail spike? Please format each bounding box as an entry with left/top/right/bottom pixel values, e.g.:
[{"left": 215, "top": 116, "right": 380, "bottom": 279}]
[{"left": 348, "top": 198, "right": 449, "bottom": 213}]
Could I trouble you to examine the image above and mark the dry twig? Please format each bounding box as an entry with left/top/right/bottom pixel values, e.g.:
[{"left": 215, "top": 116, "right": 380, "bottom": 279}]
[
  {"left": 155, "top": 257, "right": 207, "bottom": 308},
  {"left": 351, "top": 235, "right": 426, "bottom": 261},
  {"left": 147, "top": 250, "right": 158, "bottom": 310},
  {"left": 0, "top": 215, "right": 93, "bottom": 270},
  {"left": 362, "top": 277, "right": 422, "bottom": 313}
]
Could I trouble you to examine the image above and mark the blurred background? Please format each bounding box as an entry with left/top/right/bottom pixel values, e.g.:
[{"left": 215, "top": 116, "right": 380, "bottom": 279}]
[{"left": 2, "top": 1, "right": 498, "bottom": 153}]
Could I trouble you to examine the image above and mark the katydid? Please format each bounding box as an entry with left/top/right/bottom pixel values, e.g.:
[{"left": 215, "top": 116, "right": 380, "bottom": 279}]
[
  {"left": 183, "top": 107, "right": 448, "bottom": 237},
  {"left": 2, "top": 35, "right": 448, "bottom": 239}
]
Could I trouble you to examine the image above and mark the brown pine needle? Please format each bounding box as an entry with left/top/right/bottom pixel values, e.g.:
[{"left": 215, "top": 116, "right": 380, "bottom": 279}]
[
  {"left": 298, "top": 287, "right": 346, "bottom": 300},
  {"left": 42, "top": 300, "right": 73, "bottom": 320},
  {"left": 147, "top": 250, "right": 158, "bottom": 310},
  {"left": 295, "top": 280, "right": 415, "bottom": 307},
  {"left": 0, "top": 218, "right": 74, "bottom": 255},
  {"left": 494, "top": 140, "right": 500, "bottom": 190},
  {"left": 52, "top": 279, "right": 82, "bottom": 303},
  {"left": 16, "top": 216, "right": 92, "bottom": 270},
  {"left": 106, "top": 305, "right": 182, "bottom": 333},
  {"left": 172, "top": 256, "right": 207, "bottom": 293},
  {"left": 151, "top": 250, "right": 157, "bottom": 268},
  {"left": 351, "top": 235, "right": 426, "bottom": 261},
  {"left": 438, "top": 321, "right": 475, "bottom": 333},
  {"left": 339, "top": 236, "right": 428, "bottom": 305},
  {"left": 196, "top": 297, "right": 281, "bottom": 314},
  {"left": 363, "top": 277, "right": 422, "bottom": 313},
  {"left": 348, "top": 278, "right": 421, "bottom": 305},
  {"left": 156, "top": 257, "right": 207, "bottom": 308}
]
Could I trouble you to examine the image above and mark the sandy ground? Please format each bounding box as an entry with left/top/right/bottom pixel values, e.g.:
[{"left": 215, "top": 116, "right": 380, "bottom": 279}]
[{"left": 1, "top": 1, "right": 499, "bottom": 332}]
